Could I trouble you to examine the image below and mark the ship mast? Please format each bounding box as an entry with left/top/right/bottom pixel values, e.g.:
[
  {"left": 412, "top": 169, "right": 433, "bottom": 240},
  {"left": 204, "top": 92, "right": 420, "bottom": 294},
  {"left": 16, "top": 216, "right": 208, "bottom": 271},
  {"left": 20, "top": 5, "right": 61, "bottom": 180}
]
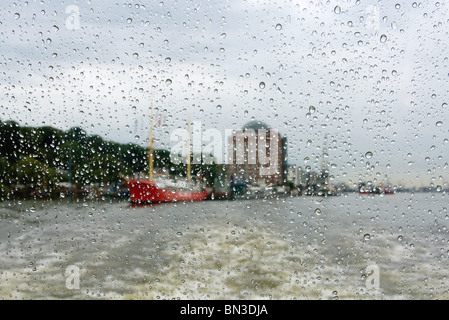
[
  {"left": 186, "top": 113, "right": 191, "bottom": 182},
  {"left": 321, "top": 134, "right": 329, "bottom": 188},
  {"left": 149, "top": 100, "right": 154, "bottom": 180}
]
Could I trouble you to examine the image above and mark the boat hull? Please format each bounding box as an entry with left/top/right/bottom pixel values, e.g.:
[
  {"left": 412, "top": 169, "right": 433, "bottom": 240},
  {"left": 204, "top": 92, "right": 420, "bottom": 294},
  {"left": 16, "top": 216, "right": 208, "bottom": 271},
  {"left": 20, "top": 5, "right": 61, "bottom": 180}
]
[{"left": 127, "top": 179, "right": 209, "bottom": 204}]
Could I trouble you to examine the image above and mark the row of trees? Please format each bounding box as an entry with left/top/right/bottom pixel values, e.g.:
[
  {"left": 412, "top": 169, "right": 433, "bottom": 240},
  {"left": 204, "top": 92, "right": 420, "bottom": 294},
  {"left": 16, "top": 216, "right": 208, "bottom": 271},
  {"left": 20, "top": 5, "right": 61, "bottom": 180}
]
[{"left": 0, "top": 120, "right": 221, "bottom": 200}]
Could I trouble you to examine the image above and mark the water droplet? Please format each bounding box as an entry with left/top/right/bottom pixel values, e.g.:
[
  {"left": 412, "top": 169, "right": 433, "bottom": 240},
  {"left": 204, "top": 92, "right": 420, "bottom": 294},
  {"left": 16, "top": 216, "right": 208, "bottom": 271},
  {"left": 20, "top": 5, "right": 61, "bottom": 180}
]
[
  {"left": 363, "top": 234, "right": 371, "bottom": 241},
  {"left": 14, "top": 13, "right": 20, "bottom": 19},
  {"left": 365, "top": 151, "right": 373, "bottom": 159},
  {"left": 165, "top": 79, "right": 172, "bottom": 85},
  {"left": 436, "top": 121, "right": 443, "bottom": 127},
  {"left": 397, "top": 235, "right": 403, "bottom": 242},
  {"left": 314, "top": 208, "right": 321, "bottom": 215},
  {"left": 380, "top": 34, "right": 387, "bottom": 43},
  {"left": 127, "top": 18, "right": 133, "bottom": 24},
  {"left": 259, "top": 82, "right": 266, "bottom": 89},
  {"left": 334, "top": 5, "right": 341, "bottom": 14},
  {"left": 275, "top": 23, "right": 282, "bottom": 30},
  {"left": 176, "top": 232, "right": 183, "bottom": 237}
]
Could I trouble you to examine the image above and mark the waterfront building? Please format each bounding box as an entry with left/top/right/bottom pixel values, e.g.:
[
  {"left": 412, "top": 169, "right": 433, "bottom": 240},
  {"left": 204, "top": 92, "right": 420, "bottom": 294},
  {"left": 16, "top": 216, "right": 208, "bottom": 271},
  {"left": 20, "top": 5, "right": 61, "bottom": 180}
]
[{"left": 226, "top": 120, "right": 287, "bottom": 187}]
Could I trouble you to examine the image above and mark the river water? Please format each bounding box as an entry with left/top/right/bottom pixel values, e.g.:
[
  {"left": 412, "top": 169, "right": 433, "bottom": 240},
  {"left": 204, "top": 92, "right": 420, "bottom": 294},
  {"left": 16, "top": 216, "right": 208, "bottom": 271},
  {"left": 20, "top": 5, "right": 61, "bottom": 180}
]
[{"left": 0, "top": 192, "right": 448, "bottom": 300}]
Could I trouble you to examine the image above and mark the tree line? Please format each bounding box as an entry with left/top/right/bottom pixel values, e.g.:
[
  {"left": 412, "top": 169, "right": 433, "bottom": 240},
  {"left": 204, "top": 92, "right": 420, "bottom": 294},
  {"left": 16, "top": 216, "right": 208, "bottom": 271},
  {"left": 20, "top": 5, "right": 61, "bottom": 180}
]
[{"left": 0, "top": 120, "right": 221, "bottom": 200}]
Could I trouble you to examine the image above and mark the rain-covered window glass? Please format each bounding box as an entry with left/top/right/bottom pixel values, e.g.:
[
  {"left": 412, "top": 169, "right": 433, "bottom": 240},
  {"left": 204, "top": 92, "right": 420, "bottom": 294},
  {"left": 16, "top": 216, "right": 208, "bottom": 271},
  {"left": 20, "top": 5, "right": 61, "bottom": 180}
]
[{"left": 0, "top": 0, "right": 448, "bottom": 303}]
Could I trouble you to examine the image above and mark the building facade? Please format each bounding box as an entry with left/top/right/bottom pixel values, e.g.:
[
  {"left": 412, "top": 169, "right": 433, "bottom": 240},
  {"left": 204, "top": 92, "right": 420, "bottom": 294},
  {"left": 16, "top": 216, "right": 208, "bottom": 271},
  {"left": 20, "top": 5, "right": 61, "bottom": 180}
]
[{"left": 226, "top": 120, "right": 287, "bottom": 186}]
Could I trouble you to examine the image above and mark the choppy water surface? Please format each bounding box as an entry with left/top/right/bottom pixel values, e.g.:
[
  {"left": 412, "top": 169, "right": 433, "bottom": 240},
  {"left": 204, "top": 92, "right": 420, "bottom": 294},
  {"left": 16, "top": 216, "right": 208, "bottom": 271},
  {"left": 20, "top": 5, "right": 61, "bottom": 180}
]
[{"left": 1, "top": 193, "right": 448, "bottom": 300}]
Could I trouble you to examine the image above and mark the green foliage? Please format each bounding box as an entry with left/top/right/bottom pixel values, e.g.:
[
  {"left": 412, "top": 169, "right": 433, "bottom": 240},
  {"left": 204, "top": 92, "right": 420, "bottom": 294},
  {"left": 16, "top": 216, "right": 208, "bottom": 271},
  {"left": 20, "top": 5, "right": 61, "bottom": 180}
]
[
  {"left": 0, "top": 183, "right": 9, "bottom": 201},
  {"left": 0, "top": 121, "right": 150, "bottom": 197},
  {"left": 0, "top": 121, "right": 224, "bottom": 199},
  {"left": 0, "top": 156, "right": 12, "bottom": 184}
]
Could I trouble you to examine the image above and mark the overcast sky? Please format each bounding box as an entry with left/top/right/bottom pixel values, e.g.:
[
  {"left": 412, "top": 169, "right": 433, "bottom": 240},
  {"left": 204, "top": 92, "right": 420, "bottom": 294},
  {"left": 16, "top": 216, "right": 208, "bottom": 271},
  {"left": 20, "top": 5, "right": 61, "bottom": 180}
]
[{"left": 1, "top": 0, "right": 448, "bottom": 188}]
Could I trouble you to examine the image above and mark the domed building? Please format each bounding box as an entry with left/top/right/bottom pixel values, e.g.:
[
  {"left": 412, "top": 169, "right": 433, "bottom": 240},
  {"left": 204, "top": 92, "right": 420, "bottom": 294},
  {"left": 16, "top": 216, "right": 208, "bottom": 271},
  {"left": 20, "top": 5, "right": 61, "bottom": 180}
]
[
  {"left": 242, "top": 120, "right": 272, "bottom": 131},
  {"left": 226, "top": 120, "right": 287, "bottom": 188}
]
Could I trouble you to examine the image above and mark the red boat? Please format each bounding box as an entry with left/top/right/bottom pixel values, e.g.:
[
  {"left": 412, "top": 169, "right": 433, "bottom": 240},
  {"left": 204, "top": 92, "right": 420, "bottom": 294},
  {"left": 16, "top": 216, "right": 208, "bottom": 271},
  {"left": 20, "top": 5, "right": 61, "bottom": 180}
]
[
  {"left": 127, "top": 178, "right": 209, "bottom": 204},
  {"left": 126, "top": 104, "right": 209, "bottom": 204},
  {"left": 359, "top": 189, "right": 373, "bottom": 195}
]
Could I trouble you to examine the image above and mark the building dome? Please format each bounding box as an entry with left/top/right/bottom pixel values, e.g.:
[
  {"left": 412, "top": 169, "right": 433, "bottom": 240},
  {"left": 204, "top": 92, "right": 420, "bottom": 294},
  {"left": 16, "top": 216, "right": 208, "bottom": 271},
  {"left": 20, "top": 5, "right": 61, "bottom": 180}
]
[{"left": 242, "top": 120, "right": 271, "bottom": 131}]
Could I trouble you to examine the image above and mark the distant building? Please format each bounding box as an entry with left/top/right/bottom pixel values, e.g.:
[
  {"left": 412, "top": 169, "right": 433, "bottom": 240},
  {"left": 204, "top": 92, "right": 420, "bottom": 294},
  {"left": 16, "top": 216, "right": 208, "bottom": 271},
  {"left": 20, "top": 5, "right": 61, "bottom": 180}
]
[
  {"left": 226, "top": 120, "right": 287, "bottom": 186},
  {"left": 287, "top": 165, "right": 305, "bottom": 187}
]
